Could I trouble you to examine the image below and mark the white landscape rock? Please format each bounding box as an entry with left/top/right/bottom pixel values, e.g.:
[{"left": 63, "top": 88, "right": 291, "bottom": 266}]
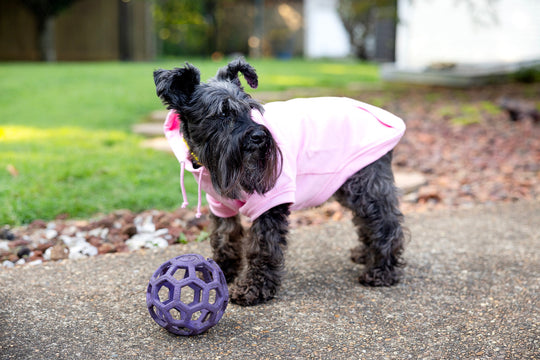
[
  {"left": 125, "top": 234, "right": 147, "bottom": 251},
  {"left": 68, "top": 242, "right": 98, "bottom": 260},
  {"left": 88, "top": 227, "right": 109, "bottom": 239},
  {"left": 125, "top": 233, "right": 169, "bottom": 251},
  {"left": 125, "top": 227, "right": 169, "bottom": 251},
  {"left": 43, "top": 248, "right": 51, "bottom": 261},
  {"left": 134, "top": 215, "right": 156, "bottom": 234},
  {"left": 0, "top": 240, "right": 9, "bottom": 252},
  {"left": 58, "top": 235, "right": 98, "bottom": 260},
  {"left": 44, "top": 229, "right": 58, "bottom": 240},
  {"left": 144, "top": 237, "right": 169, "bottom": 249}
]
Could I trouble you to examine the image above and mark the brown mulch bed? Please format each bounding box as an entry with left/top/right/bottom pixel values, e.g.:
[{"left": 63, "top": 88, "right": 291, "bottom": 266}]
[
  {"left": 2, "top": 82, "right": 539, "bottom": 267},
  {"left": 383, "top": 83, "right": 540, "bottom": 213}
]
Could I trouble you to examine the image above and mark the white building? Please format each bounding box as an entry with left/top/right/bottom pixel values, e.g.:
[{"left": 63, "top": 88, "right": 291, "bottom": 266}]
[
  {"left": 385, "top": 0, "right": 540, "bottom": 84},
  {"left": 303, "top": 0, "right": 351, "bottom": 58},
  {"left": 396, "top": 0, "right": 540, "bottom": 68}
]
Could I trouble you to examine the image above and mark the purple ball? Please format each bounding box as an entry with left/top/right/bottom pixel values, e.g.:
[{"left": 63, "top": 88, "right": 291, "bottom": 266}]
[{"left": 146, "top": 254, "right": 229, "bottom": 336}]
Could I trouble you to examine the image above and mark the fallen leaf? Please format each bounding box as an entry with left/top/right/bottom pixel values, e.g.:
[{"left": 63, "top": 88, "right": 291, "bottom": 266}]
[{"left": 6, "top": 164, "right": 19, "bottom": 177}]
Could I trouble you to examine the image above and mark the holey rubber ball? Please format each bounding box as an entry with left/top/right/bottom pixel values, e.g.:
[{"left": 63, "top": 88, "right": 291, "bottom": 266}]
[{"left": 146, "top": 254, "right": 229, "bottom": 335}]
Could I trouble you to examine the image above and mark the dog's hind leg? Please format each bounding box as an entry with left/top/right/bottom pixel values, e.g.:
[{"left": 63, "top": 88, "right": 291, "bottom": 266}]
[
  {"left": 209, "top": 214, "right": 245, "bottom": 283},
  {"left": 335, "top": 151, "right": 406, "bottom": 286},
  {"left": 230, "top": 204, "right": 290, "bottom": 306}
]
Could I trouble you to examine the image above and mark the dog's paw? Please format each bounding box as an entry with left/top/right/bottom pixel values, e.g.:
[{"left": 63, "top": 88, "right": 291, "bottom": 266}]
[
  {"left": 350, "top": 245, "right": 368, "bottom": 264},
  {"left": 359, "top": 267, "right": 402, "bottom": 287},
  {"left": 229, "top": 278, "right": 276, "bottom": 306}
]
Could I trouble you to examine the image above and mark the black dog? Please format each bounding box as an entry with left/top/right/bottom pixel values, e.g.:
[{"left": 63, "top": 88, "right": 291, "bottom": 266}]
[{"left": 154, "top": 58, "right": 406, "bottom": 306}]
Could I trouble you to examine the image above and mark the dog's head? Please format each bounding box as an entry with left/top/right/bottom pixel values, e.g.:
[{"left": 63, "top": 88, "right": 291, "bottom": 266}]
[{"left": 154, "top": 58, "right": 282, "bottom": 200}]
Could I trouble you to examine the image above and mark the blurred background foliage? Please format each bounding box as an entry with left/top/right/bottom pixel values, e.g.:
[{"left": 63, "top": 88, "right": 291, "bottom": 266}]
[
  {"left": 2, "top": 0, "right": 392, "bottom": 61},
  {"left": 152, "top": 0, "right": 218, "bottom": 57}
]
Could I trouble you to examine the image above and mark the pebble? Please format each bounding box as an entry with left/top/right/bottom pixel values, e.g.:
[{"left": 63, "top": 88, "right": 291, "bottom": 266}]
[
  {"left": 17, "top": 247, "right": 31, "bottom": 258},
  {"left": 88, "top": 227, "right": 109, "bottom": 239},
  {"left": 43, "top": 247, "right": 51, "bottom": 261},
  {"left": 154, "top": 228, "right": 169, "bottom": 237},
  {"left": 134, "top": 215, "right": 156, "bottom": 233},
  {"left": 98, "top": 243, "right": 116, "bottom": 254},
  {"left": 2, "top": 260, "right": 14, "bottom": 268},
  {"left": 0, "top": 227, "right": 15, "bottom": 240},
  {"left": 68, "top": 241, "right": 98, "bottom": 260},
  {"left": 63, "top": 225, "right": 78, "bottom": 236},
  {"left": 144, "top": 237, "right": 168, "bottom": 249},
  {"left": 7, "top": 239, "right": 30, "bottom": 248},
  {"left": 59, "top": 235, "right": 100, "bottom": 261},
  {"left": 125, "top": 232, "right": 169, "bottom": 251},
  {"left": 44, "top": 229, "right": 58, "bottom": 240},
  {"left": 60, "top": 235, "right": 82, "bottom": 247},
  {"left": 36, "top": 241, "right": 54, "bottom": 252},
  {"left": 44, "top": 244, "right": 69, "bottom": 261},
  {"left": 0, "top": 240, "right": 9, "bottom": 252}
]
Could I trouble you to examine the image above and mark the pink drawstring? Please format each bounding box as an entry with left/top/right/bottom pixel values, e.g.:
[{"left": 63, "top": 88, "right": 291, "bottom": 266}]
[
  {"left": 167, "top": 112, "right": 203, "bottom": 218},
  {"left": 179, "top": 161, "right": 189, "bottom": 208},
  {"left": 196, "top": 170, "right": 203, "bottom": 218},
  {"left": 180, "top": 161, "right": 203, "bottom": 218}
]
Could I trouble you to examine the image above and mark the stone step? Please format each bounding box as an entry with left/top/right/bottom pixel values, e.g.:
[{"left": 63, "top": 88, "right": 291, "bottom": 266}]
[
  {"left": 394, "top": 171, "right": 427, "bottom": 194},
  {"left": 147, "top": 110, "right": 169, "bottom": 123},
  {"left": 140, "top": 137, "right": 171, "bottom": 152},
  {"left": 132, "top": 123, "right": 163, "bottom": 137},
  {"left": 133, "top": 110, "right": 172, "bottom": 136}
]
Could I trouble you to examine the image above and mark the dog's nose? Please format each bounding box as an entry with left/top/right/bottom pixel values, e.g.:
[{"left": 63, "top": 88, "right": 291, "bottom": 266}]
[{"left": 250, "top": 129, "right": 266, "bottom": 145}]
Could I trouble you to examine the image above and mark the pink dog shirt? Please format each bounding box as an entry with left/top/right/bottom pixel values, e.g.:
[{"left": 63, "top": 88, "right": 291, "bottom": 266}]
[{"left": 164, "top": 97, "right": 405, "bottom": 220}]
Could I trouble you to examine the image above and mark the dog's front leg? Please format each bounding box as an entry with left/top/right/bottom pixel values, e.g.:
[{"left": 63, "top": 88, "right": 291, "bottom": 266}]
[
  {"left": 210, "top": 214, "right": 245, "bottom": 283},
  {"left": 230, "top": 204, "right": 290, "bottom": 306}
]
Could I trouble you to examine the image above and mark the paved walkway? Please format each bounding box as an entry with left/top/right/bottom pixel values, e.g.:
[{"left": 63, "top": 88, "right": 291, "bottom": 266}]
[{"left": 1, "top": 201, "right": 538, "bottom": 359}]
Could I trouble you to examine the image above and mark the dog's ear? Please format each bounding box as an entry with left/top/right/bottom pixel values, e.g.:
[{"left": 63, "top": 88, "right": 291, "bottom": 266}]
[
  {"left": 216, "top": 57, "right": 258, "bottom": 89},
  {"left": 154, "top": 63, "right": 201, "bottom": 110}
]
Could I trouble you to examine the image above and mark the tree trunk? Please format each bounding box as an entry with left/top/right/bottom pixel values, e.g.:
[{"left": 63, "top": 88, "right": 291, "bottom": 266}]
[
  {"left": 250, "top": 0, "right": 264, "bottom": 58},
  {"left": 37, "top": 15, "right": 56, "bottom": 62}
]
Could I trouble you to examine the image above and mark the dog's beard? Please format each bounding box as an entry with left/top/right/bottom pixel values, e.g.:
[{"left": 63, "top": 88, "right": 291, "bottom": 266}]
[
  {"left": 239, "top": 136, "right": 282, "bottom": 196},
  {"left": 200, "top": 129, "right": 282, "bottom": 200}
]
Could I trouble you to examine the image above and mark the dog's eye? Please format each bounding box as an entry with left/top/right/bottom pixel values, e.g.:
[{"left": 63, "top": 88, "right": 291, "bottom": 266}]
[
  {"left": 219, "top": 112, "right": 233, "bottom": 123},
  {"left": 220, "top": 103, "right": 231, "bottom": 120}
]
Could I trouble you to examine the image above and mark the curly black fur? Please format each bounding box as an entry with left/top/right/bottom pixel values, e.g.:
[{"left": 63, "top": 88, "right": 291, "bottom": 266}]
[
  {"left": 215, "top": 57, "right": 259, "bottom": 89},
  {"left": 335, "top": 151, "right": 406, "bottom": 286},
  {"left": 209, "top": 213, "right": 245, "bottom": 282},
  {"left": 154, "top": 59, "right": 282, "bottom": 199},
  {"left": 154, "top": 58, "right": 406, "bottom": 306},
  {"left": 228, "top": 203, "right": 290, "bottom": 306}
]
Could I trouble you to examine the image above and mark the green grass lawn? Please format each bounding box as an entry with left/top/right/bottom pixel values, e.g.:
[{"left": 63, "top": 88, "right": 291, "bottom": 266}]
[{"left": 0, "top": 58, "right": 379, "bottom": 225}]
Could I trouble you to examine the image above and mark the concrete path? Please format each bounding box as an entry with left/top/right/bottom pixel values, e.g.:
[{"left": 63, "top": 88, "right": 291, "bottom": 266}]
[{"left": 1, "top": 201, "right": 538, "bottom": 359}]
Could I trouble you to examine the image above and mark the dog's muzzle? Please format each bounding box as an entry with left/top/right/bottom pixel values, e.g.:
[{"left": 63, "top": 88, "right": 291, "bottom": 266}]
[
  {"left": 244, "top": 126, "right": 271, "bottom": 152},
  {"left": 249, "top": 128, "right": 267, "bottom": 145}
]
